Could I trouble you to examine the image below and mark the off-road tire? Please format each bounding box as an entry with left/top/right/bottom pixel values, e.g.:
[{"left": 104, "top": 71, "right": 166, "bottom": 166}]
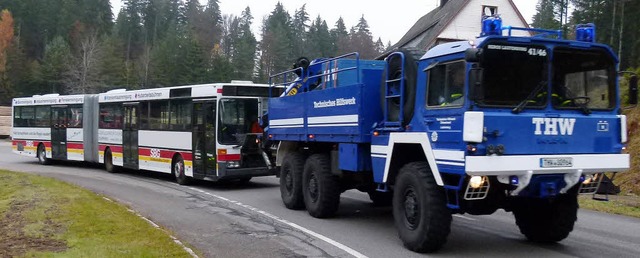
[
  {"left": 105, "top": 149, "right": 118, "bottom": 173},
  {"left": 302, "top": 154, "right": 341, "bottom": 218},
  {"left": 173, "top": 155, "right": 190, "bottom": 185},
  {"left": 37, "top": 144, "right": 51, "bottom": 165},
  {"left": 393, "top": 161, "right": 451, "bottom": 253},
  {"left": 280, "top": 152, "right": 306, "bottom": 210},
  {"left": 512, "top": 193, "right": 578, "bottom": 242}
]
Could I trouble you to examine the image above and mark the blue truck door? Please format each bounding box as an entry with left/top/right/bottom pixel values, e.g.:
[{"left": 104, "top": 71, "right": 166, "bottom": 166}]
[{"left": 423, "top": 60, "right": 467, "bottom": 170}]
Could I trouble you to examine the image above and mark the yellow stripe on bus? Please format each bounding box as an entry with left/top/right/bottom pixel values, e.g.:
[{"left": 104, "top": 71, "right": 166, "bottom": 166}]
[{"left": 138, "top": 156, "right": 193, "bottom": 166}]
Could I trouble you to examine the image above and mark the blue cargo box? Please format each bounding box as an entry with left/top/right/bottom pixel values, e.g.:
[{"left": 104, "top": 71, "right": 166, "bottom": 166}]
[{"left": 268, "top": 59, "right": 385, "bottom": 143}]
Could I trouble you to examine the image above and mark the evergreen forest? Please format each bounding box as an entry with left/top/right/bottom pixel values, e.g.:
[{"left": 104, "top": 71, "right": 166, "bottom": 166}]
[{"left": 0, "top": 0, "right": 639, "bottom": 105}]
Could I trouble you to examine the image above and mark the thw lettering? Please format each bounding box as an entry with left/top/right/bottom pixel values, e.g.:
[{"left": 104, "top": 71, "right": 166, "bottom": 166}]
[{"left": 532, "top": 118, "right": 576, "bottom": 135}]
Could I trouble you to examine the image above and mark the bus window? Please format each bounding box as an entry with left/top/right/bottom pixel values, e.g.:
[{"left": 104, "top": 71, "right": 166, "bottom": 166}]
[
  {"left": 19, "top": 107, "right": 35, "bottom": 127},
  {"left": 99, "top": 104, "right": 123, "bottom": 129},
  {"left": 170, "top": 100, "right": 191, "bottom": 130},
  {"left": 69, "top": 106, "right": 83, "bottom": 128},
  {"left": 35, "top": 106, "right": 51, "bottom": 127},
  {"left": 149, "top": 101, "right": 169, "bottom": 130},
  {"left": 218, "top": 98, "right": 259, "bottom": 145}
]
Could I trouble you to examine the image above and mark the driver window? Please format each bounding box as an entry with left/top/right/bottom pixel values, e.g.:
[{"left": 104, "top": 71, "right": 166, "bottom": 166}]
[{"left": 426, "top": 61, "right": 466, "bottom": 107}]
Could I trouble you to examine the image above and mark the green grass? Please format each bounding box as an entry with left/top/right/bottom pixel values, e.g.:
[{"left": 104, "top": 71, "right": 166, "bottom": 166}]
[
  {"left": 0, "top": 170, "right": 195, "bottom": 258},
  {"left": 579, "top": 195, "right": 640, "bottom": 219}
]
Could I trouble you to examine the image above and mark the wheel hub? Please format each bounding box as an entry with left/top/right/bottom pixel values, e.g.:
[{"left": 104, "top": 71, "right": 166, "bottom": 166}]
[
  {"left": 174, "top": 162, "right": 183, "bottom": 178},
  {"left": 403, "top": 188, "right": 419, "bottom": 229},
  {"left": 308, "top": 174, "right": 319, "bottom": 202},
  {"left": 285, "top": 169, "right": 293, "bottom": 191}
]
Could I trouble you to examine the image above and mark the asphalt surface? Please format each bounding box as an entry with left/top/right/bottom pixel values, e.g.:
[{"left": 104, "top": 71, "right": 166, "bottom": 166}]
[{"left": 1, "top": 140, "right": 639, "bottom": 258}]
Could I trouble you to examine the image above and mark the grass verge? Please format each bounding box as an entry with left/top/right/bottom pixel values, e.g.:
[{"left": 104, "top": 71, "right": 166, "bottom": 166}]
[
  {"left": 579, "top": 195, "right": 640, "bottom": 219},
  {"left": 0, "top": 169, "right": 194, "bottom": 257}
]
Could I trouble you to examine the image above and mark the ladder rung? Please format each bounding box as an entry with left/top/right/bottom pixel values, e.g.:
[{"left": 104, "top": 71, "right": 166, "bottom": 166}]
[{"left": 385, "top": 95, "right": 401, "bottom": 98}]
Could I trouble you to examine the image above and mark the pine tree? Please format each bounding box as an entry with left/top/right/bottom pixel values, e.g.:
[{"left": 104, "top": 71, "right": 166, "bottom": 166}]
[
  {"left": 307, "top": 16, "right": 332, "bottom": 59},
  {"left": 330, "top": 17, "right": 349, "bottom": 56},
  {"left": 291, "top": 4, "right": 309, "bottom": 58},
  {"left": 232, "top": 7, "right": 257, "bottom": 80},
  {"left": 41, "top": 36, "right": 72, "bottom": 93},
  {"left": 532, "top": 0, "right": 561, "bottom": 30},
  {"left": 258, "top": 3, "right": 294, "bottom": 82},
  {"left": 349, "top": 15, "right": 377, "bottom": 59}
]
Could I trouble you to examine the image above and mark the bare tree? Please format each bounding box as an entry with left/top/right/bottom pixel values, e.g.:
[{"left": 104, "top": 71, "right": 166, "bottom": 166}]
[{"left": 64, "top": 33, "right": 104, "bottom": 94}]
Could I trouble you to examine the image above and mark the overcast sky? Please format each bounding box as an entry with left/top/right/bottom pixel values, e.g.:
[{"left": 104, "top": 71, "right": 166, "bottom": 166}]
[{"left": 110, "top": 0, "right": 537, "bottom": 44}]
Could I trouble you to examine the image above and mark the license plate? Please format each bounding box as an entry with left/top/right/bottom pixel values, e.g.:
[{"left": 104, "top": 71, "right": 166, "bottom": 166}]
[{"left": 540, "top": 157, "right": 573, "bottom": 168}]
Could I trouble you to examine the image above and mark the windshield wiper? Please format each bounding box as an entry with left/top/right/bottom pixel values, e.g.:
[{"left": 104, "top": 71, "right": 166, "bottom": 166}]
[{"left": 512, "top": 81, "right": 547, "bottom": 114}]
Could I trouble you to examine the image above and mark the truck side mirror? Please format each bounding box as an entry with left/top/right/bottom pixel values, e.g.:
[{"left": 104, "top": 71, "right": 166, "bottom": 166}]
[
  {"left": 629, "top": 75, "right": 638, "bottom": 105},
  {"left": 468, "top": 67, "right": 484, "bottom": 101},
  {"left": 465, "top": 48, "right": 482, "bottom": 63}
]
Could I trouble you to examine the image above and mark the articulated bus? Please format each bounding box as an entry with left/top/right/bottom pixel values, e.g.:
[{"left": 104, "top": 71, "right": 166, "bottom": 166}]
[
  {"left": 12, "top": 82, "right": 280, "bottom": 185},
  {"left": 11, "top": 94, "right": 99, "bottom": 165}
]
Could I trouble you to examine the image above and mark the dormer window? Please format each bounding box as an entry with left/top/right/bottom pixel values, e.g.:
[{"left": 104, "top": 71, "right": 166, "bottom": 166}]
[{"left": 483, "top": 5, "right": 498, "bottom": 17}]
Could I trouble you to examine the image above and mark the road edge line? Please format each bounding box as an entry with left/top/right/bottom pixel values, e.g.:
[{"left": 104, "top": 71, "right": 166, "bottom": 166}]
[
  {"left": 188, "top": 187, "right": 368, "bottom": 258},
  {"left": 102, "top": 196, "right": 199, "bottom": 258}
]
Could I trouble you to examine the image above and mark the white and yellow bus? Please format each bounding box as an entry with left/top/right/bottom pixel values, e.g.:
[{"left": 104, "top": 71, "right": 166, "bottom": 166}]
[{"left": 12, "top": 82, "right": 280, "bottom": 185}]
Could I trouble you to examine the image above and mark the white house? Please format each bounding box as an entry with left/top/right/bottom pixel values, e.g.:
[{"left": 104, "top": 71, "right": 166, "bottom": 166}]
[{"left": 391, "top": 0, "right": 531, "bottom": 51}]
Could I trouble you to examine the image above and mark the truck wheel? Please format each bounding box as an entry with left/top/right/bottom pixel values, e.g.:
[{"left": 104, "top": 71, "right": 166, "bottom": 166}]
[
  {"left": 302, "top": 154, "right": 341, "bottom": 218},
  {"left": 368, "top": 190, "right": 393, "bottom": 207},
  {"left": 173, "top": 155, "right": 190, "bottom": 185},
  {"left": 512, "top": 193, "right": 578, "bottom": 242},
  {"left": 105, "top": 149, "right": 118, "bottom": 173},
  {"left": 393, "top": 161, "right": 451, "bottom": 253},
  {"left": 381, "top": 48, "right": 425, "bottom": 124},
  {"left": 37, "top": 144, "right": 51, "bottom": 165},
  {"left": 280, "top": 153, "right": 306, "bottom": 210}
]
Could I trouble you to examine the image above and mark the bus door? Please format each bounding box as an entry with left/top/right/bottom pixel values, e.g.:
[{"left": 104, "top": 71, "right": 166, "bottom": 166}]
[
  {"left": 192, "top": 100, "right": 216, "bottom": 178},
  {"left": 51, "top": 106, "right": 68, "bottom": 160},
  {"left": 123, "top": 103, "right": 139, "bottom": 169}
]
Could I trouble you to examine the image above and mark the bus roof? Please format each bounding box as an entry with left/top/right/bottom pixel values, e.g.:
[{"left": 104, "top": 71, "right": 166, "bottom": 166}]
[
  {"left": 12, "top": 94, "right": 86, "bottom": 106},
  {"left": 98, "top": 82, "right": 270, "bottom": 103}
]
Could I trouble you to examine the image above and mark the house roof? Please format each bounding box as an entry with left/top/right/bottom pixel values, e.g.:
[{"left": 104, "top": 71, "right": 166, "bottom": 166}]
[
  {"left": 391, "top": 0, "right": 468, "bottom": 51},
  {"left": 384, "top": 0, "right": 530, "bottom": 55}
]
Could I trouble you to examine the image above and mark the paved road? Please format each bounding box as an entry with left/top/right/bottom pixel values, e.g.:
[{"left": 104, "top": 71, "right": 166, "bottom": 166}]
[{"left": 1, "top": 141, "right": 639, "bottom": 258}]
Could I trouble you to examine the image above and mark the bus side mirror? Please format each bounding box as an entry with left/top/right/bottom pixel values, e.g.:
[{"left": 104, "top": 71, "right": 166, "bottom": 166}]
[
  {"left": 465, "top": 48, "right": 482, "bottom": 63},
  {"left": 629, "top": 75, "right": 638, "bottom": 105},
  {"left": 468, "top": 67, "right": 484, "bottom": 101}
]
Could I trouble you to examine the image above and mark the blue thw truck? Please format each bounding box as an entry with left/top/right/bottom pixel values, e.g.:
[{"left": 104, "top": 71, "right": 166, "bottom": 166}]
[{"left": 266, "top": 16, "right": 635, "bottom": 253}]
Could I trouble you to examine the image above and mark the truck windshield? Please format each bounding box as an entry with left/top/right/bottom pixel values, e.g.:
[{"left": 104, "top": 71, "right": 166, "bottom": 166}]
[
  {"left": 551, "top": 47, "right": 615, "bottom": 110},
  {"left": 218, "top": 98, "right": 260, "bottom": 145},
  {"left": 478, "top": 43, "right": 548, "bottom": 107}
]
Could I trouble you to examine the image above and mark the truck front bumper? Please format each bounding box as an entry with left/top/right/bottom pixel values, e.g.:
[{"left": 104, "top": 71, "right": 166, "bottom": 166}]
[{"left": 465, "top": 154, "right": 629, "bottom": 195}]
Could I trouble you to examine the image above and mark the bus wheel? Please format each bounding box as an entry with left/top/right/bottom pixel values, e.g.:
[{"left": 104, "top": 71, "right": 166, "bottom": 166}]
[
  {"left": 302, "top": 153, "right": 340, "bottom": 218},
  {"left": 393, "top": 162, "right": 451, "bottom": 253},
  {"left": 280, "top": 153, "right": 306, "bottom": 210},
  {"left": 37, "top": 144, "right": 51, "bottom": 165},
  {"left": 105, "top": 149, "right": 118, "bottom": 173},
  {"left": 173, "top": 155, "right": 190, "bottom": 185},
  {"left": 512, "top": 193, "right": 578, "bottom": 243}
]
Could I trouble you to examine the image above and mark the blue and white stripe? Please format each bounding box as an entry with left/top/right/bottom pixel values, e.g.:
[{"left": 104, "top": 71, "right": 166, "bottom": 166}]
[
  {"left": 434, "top": 149, "right": 465, "bottom": 167},
  {"left": 308, "top": 114, "right": 358, "bottom": 127}
]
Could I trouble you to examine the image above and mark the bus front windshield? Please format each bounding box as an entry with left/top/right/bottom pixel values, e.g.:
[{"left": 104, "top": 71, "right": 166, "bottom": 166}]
[
  {"left": 478, "top": 43, "right": 548, "bottom": 107},
  {"left": 218, "top": 98, "right": 260, "bottom": 145}
]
